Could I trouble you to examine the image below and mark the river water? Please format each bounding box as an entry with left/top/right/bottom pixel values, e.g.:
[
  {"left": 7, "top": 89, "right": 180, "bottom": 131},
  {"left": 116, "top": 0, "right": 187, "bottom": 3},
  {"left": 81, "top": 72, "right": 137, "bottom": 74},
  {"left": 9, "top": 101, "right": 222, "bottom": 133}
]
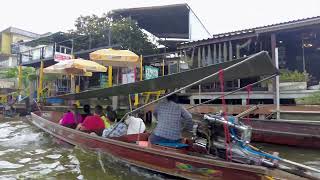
[{"left": 0, "top": 118, "right": 319, "bottom": 179}]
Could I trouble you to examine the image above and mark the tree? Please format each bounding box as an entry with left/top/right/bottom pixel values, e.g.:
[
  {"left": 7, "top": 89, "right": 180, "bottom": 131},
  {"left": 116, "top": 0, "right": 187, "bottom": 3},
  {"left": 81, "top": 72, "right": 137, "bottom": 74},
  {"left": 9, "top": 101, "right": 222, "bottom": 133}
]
[
  {"left": 4, "top": 67, "right": 36, "bottom": 88},
  {"left": 111, "top": 17, "right": 158, "bottom": 55},
  {"left": 69, "top": 14, "right": 158, "bottom": 55}
]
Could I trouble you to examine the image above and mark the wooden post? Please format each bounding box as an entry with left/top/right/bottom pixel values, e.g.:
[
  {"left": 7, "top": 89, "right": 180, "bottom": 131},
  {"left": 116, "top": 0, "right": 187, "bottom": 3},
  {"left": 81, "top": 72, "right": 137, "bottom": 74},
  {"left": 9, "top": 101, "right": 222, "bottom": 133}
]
[
  {"left": 162, "top": 59, "right": 165, "bottom": 76},
  {"left": 108, "top": 66, "right": 112, "bottom": 87},
  {"left": 18, "top": 65, "right": 22, "bottom": 90},
  {"left": 191, "top": 48, "right": 195, "bottom": 68},
  {"left": 236, "top": 44, "right": 240, "bottom": 59},
  {"left": 70, "top": 74, "right": 75, "bottom": 93},
  {"left": 213, "top": 44, "right": 217, "bottom": 64},
  {"left": 116, "top": 67, "right": 120, "bottom": 85},
  {"left": 223, "top": 42, "right": 227, "bottom": 62},
  {"left": 202, "top": 46, "right": 206, "bottom": 66},
  {"left": 37, "top": 61, "right": 44, "bottom": 102},
  {"left": 229, "top": 41, "right": 233, "bottom": 61},
  {"left": 197, "top": 47, "right": 201, "bottom": 67},
  {"left": 218, "top": 44, "right": 222, "bottom": 63},
  {"left": 140, "top": 55, "right": 143, "bottom": 81},
  {"left": 207, "top": 45, "right": 212, "bottom": 65},
  {"left": 178, "top": 51, "right": 182, "bottom": 72}
]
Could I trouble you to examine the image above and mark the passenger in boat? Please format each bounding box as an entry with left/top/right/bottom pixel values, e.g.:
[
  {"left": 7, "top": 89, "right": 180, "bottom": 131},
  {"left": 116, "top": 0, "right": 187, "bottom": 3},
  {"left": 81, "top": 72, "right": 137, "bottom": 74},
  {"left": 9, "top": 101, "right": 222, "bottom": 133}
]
[
  {"left": 105, "top": 106, "right": 117, "bottom": 122},
  {"left": 81, "top": 104, "right": 92, "bottom": 120},
  {"left": 59, "top": 104, "right": 83, "bottom": 129},
  {"left": 125, "top": 116, "right": 146, "bottom": 135},
  {"left": 149, "top": 94, "right": 193, "bottom": 144},
  {"left": 102, "top": 117, "right": 127, "bottom": 138},
  {"left": 76, "top": 105, "right": 105, "bottom": 136},
  {"left": 95, "top": 105, "right": 112, "bottom": 128}
]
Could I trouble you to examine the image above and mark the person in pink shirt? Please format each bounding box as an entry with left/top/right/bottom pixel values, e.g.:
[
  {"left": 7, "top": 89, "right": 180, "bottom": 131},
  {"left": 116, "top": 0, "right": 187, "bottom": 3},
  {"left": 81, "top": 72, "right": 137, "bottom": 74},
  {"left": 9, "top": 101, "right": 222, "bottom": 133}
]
[{"left": 59, "top": 104, "right": 82, "bottom": 129}]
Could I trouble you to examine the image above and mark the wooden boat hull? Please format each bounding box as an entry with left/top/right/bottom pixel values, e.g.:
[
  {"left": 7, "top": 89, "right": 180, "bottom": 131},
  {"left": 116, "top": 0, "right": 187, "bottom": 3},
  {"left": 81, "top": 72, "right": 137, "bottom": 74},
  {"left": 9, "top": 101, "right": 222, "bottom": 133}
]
[
  {"left": 241, "top": 119, "right": 320, "bottom": 149},
  {"left": 29, "top": 111, "right": 303, "bottom": 180}
]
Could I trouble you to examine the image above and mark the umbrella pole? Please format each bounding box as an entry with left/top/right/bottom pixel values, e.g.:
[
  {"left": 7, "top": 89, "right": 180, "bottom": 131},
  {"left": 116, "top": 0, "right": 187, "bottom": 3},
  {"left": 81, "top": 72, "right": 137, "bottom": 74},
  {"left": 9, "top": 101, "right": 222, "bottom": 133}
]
[
  {"left": 76, "top": 76, "right": 80, "bottom": 106},
  {"left": 37, "top": 61, "right": 44, "bottom": 102},
  {"left": 134, "top": 66, "right": 139, "bottom": 106},
  {"left": 108, "top": 66, "right": 112, "bottom": 87}
]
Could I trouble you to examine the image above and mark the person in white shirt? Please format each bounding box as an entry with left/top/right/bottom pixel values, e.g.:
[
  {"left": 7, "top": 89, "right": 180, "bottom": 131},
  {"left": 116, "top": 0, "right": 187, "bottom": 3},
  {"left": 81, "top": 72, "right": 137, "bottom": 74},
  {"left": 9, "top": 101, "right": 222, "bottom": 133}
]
[{"left": 125, "top": 116, "right": 146, "bottom": 135}]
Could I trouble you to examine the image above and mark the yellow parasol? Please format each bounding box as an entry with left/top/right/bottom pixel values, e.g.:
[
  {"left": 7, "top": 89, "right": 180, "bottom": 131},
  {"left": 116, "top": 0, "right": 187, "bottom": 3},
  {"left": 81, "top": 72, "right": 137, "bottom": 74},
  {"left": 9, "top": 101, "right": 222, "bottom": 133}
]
[
  {"left": 90, "top": 48, "right": 140, "bottom": 67},
  {"left": 43, "top": 58, "right": 107, "bottom": 75}
]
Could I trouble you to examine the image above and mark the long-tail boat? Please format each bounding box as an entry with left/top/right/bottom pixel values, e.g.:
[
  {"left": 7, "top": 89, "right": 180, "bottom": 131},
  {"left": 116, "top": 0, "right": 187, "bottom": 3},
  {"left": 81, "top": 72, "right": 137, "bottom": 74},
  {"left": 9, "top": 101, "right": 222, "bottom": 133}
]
[
  {"left": 242, "top": 118, "right": 320, "bottom": 149},
  {"left": 30, "top": 52, "right": 320, "bottom": 179},
  {"left": 189, "top": 105, "right": 320, "bottom": 149}
]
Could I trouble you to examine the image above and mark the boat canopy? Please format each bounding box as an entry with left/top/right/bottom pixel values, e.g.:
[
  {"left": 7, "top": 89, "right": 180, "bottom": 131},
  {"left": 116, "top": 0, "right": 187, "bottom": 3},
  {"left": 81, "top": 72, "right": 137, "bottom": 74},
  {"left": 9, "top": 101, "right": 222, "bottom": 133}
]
[{"left": 54, "top": 51, "right": 278, "bottom": 100}]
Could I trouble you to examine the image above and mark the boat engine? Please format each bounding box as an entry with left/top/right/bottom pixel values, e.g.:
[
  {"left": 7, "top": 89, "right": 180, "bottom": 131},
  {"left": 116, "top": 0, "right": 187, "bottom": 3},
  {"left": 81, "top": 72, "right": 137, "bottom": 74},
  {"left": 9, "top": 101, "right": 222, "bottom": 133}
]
[{"left": 192, "top": 113, "right": 277, "bottom": 167}]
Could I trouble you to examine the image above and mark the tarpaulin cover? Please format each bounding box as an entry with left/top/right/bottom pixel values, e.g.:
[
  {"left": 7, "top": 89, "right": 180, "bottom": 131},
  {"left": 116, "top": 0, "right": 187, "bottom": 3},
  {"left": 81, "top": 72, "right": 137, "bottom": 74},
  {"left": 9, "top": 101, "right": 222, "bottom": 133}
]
[{"left": 54, "top": 51, "right": 278, "bottom": 100}]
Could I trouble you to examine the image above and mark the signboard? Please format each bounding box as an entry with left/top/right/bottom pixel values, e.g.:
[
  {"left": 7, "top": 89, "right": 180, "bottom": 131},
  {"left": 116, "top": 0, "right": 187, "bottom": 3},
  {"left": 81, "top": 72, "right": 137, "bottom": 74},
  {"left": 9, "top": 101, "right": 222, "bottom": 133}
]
[
  {"left": 54, "top": 52, "right": 73, "bottom": 62},
  {"left": 122, "top": 72, "right": 135, "bottom": 84},
  {"left": 145, "top": 66, "right": 159, "bottom": 80}
]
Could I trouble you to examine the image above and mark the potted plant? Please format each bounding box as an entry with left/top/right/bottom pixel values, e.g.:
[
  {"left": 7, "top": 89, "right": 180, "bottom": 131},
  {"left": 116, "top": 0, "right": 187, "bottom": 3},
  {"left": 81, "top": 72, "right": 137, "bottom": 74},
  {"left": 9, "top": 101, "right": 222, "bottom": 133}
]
[
  {"left": 296, "top": 91, "right": 320, "bottom": 105},
  {"left": 279, "top": 69, "right": 308, "bottom": 91}
]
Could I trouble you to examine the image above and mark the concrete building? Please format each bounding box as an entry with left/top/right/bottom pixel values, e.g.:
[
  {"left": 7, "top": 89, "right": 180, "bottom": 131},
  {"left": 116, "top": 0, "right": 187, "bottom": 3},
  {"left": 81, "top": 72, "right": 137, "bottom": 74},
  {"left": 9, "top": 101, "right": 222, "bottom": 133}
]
[{"left": 0, "top": 27, "right": 40, "bottom": 68}]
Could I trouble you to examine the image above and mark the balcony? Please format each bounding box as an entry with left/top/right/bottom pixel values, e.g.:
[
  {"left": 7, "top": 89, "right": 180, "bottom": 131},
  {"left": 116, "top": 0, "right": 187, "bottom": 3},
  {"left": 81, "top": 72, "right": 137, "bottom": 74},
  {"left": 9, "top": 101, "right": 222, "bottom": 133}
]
[{"left": 19, "top": 44, "right": 72, "bottom": 67}]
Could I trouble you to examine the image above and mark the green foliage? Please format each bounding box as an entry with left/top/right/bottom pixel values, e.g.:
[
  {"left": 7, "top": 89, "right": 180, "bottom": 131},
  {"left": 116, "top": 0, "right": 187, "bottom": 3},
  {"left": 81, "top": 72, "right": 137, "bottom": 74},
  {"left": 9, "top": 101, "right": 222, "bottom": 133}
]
[
  {"left": 280, "top": 69, "right": 307, "bottom": 82},
  {"left": 69, "top": 14, "right": 158, "bottom": 55},
  {"left": 296, "top": 91, "right": 320, "bottom": 105},
  {"left": 110, "top": 18, "right": 158, "bottom": 55},
  {"left": 4, "top": 67, "right": 18, "bottom": 78},
  {"left": 4, "top": 67, "right": 36, "bottom": 88}
]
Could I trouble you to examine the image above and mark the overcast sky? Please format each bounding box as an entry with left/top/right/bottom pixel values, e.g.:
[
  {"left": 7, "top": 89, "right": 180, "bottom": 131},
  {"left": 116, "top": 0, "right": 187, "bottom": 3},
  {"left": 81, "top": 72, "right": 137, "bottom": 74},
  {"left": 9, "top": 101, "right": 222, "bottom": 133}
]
[{"left": 1, "top": 0, "right": 319, "bottom": 36}]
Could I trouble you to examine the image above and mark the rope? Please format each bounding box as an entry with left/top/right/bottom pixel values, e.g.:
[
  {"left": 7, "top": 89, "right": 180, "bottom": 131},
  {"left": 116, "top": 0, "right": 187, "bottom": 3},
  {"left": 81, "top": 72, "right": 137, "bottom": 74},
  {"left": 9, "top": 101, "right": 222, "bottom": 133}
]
[{"left": 218, "top": 69, "right": 232, "bottom": 161}]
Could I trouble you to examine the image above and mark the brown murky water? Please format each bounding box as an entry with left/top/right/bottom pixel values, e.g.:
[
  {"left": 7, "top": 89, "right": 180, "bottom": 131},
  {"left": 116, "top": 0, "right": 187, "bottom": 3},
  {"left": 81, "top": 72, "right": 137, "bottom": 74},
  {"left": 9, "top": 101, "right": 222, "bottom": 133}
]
[{"left": 0, "top": 118, "right": 318, "bottom": 179}]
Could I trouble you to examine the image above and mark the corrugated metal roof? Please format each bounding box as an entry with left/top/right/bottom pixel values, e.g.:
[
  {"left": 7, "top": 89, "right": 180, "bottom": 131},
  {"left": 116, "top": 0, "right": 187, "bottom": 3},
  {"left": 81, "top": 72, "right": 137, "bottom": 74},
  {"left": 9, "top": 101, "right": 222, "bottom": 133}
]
[
  {"left": 111, "top": 4, "right": 190, "bottom": 39},
  {"left": 179, "top": 16, "right": 320, "bottom": 48}
]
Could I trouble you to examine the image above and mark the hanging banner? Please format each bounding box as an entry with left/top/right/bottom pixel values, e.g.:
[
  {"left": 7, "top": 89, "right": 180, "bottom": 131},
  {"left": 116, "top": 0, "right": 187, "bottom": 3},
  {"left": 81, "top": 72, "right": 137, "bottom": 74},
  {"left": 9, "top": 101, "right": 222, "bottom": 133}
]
[
  {"left": 100, "top": 74, "right": 107, "bottom": 87},
  {"left": 54, "top": 52, "right": 73, "bottom": 62},
  {"left": 145, "top": 66, "right": 159, "bottom": 80}
]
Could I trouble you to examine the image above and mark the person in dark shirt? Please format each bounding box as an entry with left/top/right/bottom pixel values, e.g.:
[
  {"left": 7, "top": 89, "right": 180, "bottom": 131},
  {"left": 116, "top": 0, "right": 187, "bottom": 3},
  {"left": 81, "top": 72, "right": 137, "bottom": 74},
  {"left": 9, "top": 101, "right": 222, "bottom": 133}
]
[
  {"left": 106, "top": 106, "right": 117, "bottom": 122},
  {"left": 150, "top": 94, "right": 193, "bottom": 144},
  {"left": 81, "top": 104, "right": 92, "bottom": 120}
]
